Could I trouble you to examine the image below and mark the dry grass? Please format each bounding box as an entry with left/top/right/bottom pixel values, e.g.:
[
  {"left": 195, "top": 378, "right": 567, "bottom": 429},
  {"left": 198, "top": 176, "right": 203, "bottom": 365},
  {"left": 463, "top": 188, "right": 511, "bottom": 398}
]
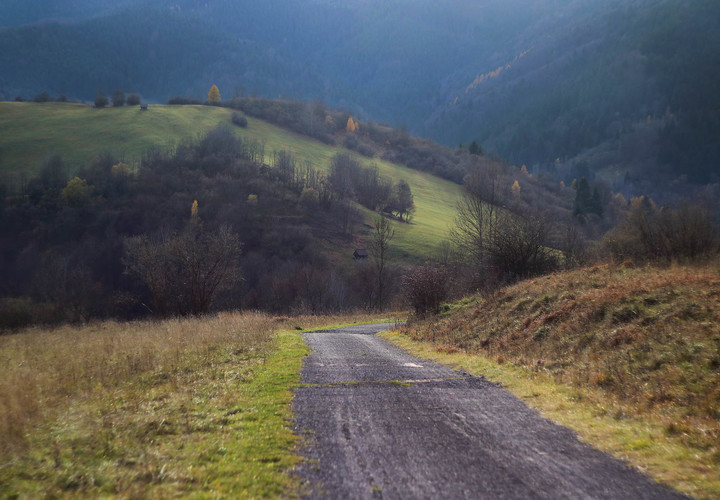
[
  {"left": 0, "top": 312, "right": 275, "bottom": 460},
  {"left": 402, "top": 264, "right": 720, "bottom": 496}
]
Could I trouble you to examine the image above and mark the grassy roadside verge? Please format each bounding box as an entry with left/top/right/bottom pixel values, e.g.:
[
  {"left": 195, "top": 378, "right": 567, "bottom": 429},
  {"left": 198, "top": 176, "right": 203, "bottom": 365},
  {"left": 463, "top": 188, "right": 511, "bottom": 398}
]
[
  {"left": 380, "top": 329, "right": 719, "bottom": 499},
  {"left": 0, "top": 314, "right": 308, "bottom": 498}
]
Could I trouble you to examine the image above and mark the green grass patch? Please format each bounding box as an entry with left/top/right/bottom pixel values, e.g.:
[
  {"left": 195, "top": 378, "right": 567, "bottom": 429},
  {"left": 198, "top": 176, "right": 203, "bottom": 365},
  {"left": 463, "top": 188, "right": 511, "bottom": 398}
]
[{"left": 0, "top": 102, "right": 231, "bottom": 175}]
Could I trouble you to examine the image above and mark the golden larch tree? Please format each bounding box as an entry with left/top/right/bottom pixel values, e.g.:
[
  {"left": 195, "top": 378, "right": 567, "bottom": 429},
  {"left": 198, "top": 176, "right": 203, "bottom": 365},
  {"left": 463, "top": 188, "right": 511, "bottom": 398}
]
[
  {"left": 511, "top": 180, "right": 521, "bottom": 196},
  {"left": 346, "top": 117, "right": 357, "bottom": 133},
  {"left": 208, "top": 85, "right": 221, "bottom": 104}
]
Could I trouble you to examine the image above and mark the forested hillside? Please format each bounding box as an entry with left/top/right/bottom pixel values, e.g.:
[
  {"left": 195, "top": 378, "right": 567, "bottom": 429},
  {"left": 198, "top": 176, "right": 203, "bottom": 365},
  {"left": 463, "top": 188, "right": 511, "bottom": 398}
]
[
  {"left": 2, "top": 0, "right": 718, "bottom": 197},
  {"left": 429, "top": 0, "right": 720, "bottom": 191},
  {"left": 0, "top": 102, "right": 485, "bottom": 326}
]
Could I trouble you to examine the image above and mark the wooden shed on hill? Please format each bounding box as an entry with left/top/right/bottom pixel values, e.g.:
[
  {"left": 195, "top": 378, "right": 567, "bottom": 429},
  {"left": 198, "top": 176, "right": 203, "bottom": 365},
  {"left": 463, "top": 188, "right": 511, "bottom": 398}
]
[{"left": 353, "top": 249, "right": 369, "bottom": 260}]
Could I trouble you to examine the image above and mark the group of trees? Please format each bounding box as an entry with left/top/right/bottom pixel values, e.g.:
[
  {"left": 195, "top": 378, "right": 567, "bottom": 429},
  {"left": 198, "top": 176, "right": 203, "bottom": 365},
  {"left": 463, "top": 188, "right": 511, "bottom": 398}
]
[
  {"left": 400, "top": 155, "right": 719, "bottom": 318},
  {"left": 450, "top": 164, "right": 559, "bottom": 285},
  {"left": 94, "top": 90, "right": 141, "bottom": 108},
  {"left": 167, "top": 93, "right": 494, "bottom": 188},
  {"left": 602, "top": 197, "right": 718, "bottom": 264},
  {"left": 13, "top": 91, "right": 70, "bottom": 103},
  {"left": 328, "top": 153, "right": 414, "bottom": 221}
]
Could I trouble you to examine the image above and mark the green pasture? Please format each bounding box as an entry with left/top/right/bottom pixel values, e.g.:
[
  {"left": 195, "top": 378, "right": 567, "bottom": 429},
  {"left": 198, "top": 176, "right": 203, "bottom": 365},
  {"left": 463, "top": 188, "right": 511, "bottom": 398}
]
[{"left": 0, "top": 102, "right": 228, "bottom": 174}]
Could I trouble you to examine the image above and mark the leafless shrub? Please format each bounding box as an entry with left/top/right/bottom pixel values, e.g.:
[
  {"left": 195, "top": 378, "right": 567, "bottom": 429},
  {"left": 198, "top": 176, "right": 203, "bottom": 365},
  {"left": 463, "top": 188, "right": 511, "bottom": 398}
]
[
  {"left": 485, "top": 210, "right": 559, "bottom": 279},
  {"left": 602, "top": 197, "right": 719, "bottom": 264},
  {"left": 403, "top": 265, "right": 449, "bottom": 318},
  {"left": 124, "top": 224, "right": 242, "bottom": 316}
]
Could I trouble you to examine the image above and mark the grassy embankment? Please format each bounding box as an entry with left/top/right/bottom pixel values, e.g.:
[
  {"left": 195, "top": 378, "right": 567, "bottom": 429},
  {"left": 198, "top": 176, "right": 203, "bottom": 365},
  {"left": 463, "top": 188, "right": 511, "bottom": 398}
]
[
  {"left": 382, "top": 264, "right": 720, "bottom": 499},
  {"left": 0, "top": 102, "right": 461, "bottom": 260},
  {"left": 0, "top": 312, "right": 392, "bottom": 498}
]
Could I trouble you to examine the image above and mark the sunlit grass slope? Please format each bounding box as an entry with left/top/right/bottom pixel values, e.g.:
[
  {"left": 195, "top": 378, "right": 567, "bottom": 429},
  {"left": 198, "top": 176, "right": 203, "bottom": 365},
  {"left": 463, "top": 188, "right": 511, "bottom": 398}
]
[
  {"left": 0, "top": 102, "right": 461, "bottom": 259},
  {"left": 0, "top": 102, "right": 229, "bottom": 174},
  {"left": 242, "top": 117, "right": 459, "bottom": 259}
]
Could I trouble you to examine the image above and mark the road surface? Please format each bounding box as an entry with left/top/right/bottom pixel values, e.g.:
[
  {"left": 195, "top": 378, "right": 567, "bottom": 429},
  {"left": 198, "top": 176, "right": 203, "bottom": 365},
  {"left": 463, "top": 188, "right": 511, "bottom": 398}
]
[{"left": 293, "top": 323, "right": 688, "bottom": 499}]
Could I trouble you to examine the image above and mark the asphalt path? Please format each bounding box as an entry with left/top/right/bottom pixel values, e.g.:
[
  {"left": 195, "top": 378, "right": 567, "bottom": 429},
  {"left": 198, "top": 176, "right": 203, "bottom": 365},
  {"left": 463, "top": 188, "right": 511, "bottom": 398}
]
[{"left": 293, "top": 323, "right": 689, "bottom": 499}]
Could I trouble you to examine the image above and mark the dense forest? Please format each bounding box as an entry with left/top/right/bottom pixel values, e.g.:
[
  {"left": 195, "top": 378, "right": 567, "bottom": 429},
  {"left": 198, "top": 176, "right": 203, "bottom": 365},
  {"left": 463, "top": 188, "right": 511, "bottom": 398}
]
[{"left": 1, "top": 0, "right": 718, "bottom": 197}]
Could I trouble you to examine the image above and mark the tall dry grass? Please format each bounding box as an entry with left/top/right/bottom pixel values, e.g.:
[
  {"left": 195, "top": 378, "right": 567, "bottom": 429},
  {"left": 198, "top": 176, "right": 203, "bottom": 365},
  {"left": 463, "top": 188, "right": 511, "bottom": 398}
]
[{"left": 0, "top": 312, "right": 276, "bottom": 460}]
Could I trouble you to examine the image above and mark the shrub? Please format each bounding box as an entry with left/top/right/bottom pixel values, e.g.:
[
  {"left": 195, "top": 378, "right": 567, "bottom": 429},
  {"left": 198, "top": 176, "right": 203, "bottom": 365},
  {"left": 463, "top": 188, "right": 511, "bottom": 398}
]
[
  {"left": 94, "top": 93, "right": 109, "bottom": 108},
  {"left": 0, "top": 297, "right": 35, "bottom": 331},
  {"left": 232, "top": 111, "right": 248, "bottom": 128},
  {"left": 33, "top": 91, "right": 51, "bottom": 103},
  {"left": 112, "top": 89, "right": 125, "bottom": 107},
  {"left": 126, "top": 93, "right": 141, "bottom": 106},
  {"left": 601, "top": 197, "right": 719, "bottom": 264},
  {"left": 403, "top": 265, "right": 449, "bottom": 318},
  {"left": 344, "top": 134, "right": 374, "bottom": 158}
]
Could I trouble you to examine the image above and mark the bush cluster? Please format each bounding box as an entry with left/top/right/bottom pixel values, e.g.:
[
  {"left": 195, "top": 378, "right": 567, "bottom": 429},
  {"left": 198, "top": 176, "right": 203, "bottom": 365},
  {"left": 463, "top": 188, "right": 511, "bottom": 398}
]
[{"left": 403, "top": 265, "right": 449, "bottom": 318}]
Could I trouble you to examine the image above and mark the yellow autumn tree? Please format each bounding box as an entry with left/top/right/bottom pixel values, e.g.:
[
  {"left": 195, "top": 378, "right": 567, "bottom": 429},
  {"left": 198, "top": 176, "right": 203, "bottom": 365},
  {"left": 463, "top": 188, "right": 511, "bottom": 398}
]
[
  {"left": 511, "top": 180, "right": 521, "bottom": 196},
  {"left": 61, "top": 177, "right": 93, "bottom": 208},
  {"left": 111, "top": 162, "right": 131, "bottom": 176},
  {"left": 191, "top": 200, "right": 199, "bottom": 218},
  {"left": 207, "top": 84, "right": 221, "bottom": 104},
  {"left": 346, "top": 117, "right": 357, "bottom": 133}
]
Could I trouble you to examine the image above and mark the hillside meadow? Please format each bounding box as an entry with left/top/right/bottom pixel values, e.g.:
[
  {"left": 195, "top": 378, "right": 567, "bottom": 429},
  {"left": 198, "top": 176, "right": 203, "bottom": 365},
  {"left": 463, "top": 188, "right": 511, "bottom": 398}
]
[{"left": 0, "top": 102, "right": 461, "bottom": 259}]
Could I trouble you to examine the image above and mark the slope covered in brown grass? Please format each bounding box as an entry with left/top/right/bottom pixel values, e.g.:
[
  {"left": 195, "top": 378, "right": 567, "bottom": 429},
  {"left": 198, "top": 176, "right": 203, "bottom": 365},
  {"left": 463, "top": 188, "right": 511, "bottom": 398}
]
[{"left": 404, "top": 264, "right": 720, "bottom": 460}]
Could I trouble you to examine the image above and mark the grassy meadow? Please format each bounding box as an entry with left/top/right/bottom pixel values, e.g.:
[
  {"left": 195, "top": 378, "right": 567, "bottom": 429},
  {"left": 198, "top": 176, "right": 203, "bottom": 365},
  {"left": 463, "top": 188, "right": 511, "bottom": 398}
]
[
  {"left": 0, "top": 312, "right": 394, "bottom": 498},
  {"left": 386, "top": 264, "right": 720, "bottom": 498},
  {"left": 0, "top": 102, "right": 461, "bottom": 260}
]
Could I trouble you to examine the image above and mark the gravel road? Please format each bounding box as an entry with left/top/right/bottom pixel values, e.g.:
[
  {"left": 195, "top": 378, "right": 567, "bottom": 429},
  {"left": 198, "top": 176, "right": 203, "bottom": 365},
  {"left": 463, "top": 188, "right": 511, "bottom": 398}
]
[{"left": 293, "top": 323, "right": 689, "bottom": 499}]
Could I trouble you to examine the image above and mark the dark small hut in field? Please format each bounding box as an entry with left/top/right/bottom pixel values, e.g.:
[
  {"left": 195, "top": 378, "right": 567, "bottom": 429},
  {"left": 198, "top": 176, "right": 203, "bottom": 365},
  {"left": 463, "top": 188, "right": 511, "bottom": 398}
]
[{"left": 353, "top": 249, "right": 369, "bottom": 260}]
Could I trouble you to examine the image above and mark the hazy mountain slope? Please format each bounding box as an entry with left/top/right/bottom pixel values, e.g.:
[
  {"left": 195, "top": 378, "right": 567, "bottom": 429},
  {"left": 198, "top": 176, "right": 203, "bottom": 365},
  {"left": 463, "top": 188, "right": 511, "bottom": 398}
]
[
  {"left": 427, "top": 0, "right": 720, "bottom": 187},
  {"left": 1, "top": 0, "right": 718, "bottom": 192},
  {"left": 0, "top": 6, "right": 321, "bottom": 104},
  {"left": 0, "top": 0, "right": 122, "bottom": 27}
]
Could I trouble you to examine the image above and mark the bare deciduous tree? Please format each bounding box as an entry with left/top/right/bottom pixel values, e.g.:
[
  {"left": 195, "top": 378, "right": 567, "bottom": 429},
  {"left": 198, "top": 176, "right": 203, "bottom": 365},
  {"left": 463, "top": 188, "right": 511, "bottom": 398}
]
[
  {"left": 450, "top": 164, "right": 502, "bottom": 269},
  {"left": 124, "top": 224, "right": 242, "bottom": 316},
  {"left": 370, "top": 215, "right": 395, "bottom": 310},
  {"left": 485, "top": 210, "right": 558, "bottom": 279}
]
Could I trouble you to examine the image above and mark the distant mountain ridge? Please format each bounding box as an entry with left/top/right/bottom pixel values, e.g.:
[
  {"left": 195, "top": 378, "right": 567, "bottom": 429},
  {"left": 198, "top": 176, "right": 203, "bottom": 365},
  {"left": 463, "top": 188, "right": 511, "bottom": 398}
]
[{"left": 1, "top": 0, "right": 718, "bottom": 194}]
